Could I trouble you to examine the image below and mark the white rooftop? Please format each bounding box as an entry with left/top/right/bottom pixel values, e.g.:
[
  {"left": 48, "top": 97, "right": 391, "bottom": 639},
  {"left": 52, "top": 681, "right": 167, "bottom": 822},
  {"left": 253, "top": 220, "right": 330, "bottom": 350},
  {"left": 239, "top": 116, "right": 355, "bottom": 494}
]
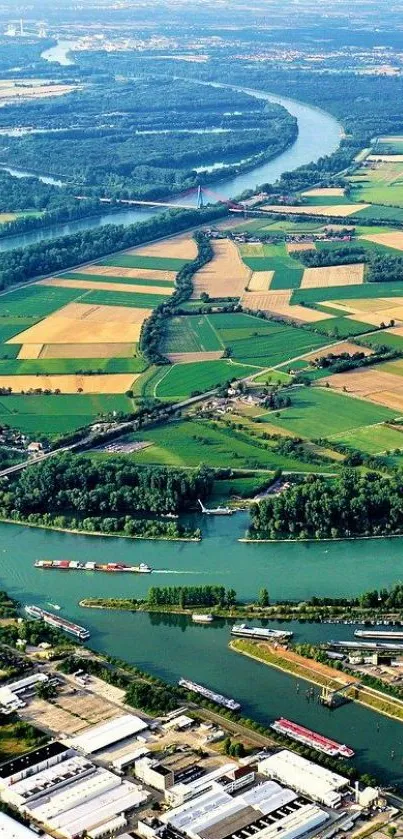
[
  {"left": 69, "top": 713, "right": 148, "bottom": 754},
  {"left": 259, "top": 750, "right": 348, "bottom": 800},
  {"left": 0, "top": 813, "right": 39, "bottom": 838},
  {"left": 52, "top": 780, "right": 147, "bottom": 837}
]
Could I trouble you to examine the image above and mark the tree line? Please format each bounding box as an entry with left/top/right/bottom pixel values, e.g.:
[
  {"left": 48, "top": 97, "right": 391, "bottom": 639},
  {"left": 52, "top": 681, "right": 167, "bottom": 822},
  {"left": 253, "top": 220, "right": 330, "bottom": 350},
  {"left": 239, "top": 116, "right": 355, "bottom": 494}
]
[
  {"left": 249, "top": 469, "right": 403, "bottom": 540},
  {"left": 147, "top": 585, "right": 237, "bottom": 608}
]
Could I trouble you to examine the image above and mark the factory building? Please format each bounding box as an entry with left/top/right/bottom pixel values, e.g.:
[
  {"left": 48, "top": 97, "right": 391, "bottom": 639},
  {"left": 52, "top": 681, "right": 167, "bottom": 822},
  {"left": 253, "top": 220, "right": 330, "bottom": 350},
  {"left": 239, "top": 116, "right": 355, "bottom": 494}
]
[
  {"left": 258, "top": 750, "right": 349, "bottom": 808},
  {"left": 164, "top": 762, "right": 244, "bottom": 806},
  {"left": 0, "top": 812, "right": 41, "bottom": 838},
  {"left": 0, "top": 742, "right": 73, "bottom": 788},
  {"left": 0, "top": 672, "right": 49, "bottom": 713},
  {"left": 139, "top": 777, "right": 328, "bottom": 839},
  {"left": 69, "top": 713, "right": 148, "bottom": 755}
]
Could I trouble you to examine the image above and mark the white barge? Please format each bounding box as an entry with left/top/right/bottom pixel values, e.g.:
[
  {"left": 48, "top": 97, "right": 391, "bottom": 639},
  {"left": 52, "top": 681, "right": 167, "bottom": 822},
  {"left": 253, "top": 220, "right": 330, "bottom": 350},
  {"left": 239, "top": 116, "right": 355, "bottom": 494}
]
[
  {"left": 231, "top": 624, "right": 293, "bottom": 641},
  {"left": 179, "top": 678, "right": 240, "bottom": 710},
  {"left": 25, "top": 605, "right": 90, "bottom": 641}
]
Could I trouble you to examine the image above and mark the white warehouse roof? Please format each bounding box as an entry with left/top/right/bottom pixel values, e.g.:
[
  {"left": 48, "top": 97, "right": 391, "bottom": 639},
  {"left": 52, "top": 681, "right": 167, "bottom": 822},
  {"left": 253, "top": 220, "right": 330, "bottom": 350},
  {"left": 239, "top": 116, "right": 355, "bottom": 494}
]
[
  {"left": 259, "top": 751, "right": 348, "bottom": 805},
  {"left": 69, "top": 713, "right": 148, "bottom": 754},
  {"left": 51, "top": 780, "right": 148, "bottom": 838},
  {"left": 0, "top": 813, "right": 39, "bottom": 838}
]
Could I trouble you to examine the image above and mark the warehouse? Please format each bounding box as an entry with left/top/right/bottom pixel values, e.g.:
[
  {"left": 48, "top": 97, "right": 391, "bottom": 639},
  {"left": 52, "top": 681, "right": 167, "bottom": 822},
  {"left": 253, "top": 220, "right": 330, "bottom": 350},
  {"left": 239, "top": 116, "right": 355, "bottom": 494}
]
[
  {"left": 3, "top": 754, "right": 95, "bottom": 808},
  {"left": 45, "top": 778, "right": 148, "bottom": 839},
  {"left": 258, "top": 751, "right": 349, "bottom": 808},
  {"left": 0, "top": 741, "right": 72, "bottom": 788},
  {"left": 0, "top": 812, "right": 41, "bottom": 838},
  {"left": 164, "top": 762, "right": 238, "bottom": 806},
  {"left": 69, "top": 713, "right": 148, "bottom": 755}
]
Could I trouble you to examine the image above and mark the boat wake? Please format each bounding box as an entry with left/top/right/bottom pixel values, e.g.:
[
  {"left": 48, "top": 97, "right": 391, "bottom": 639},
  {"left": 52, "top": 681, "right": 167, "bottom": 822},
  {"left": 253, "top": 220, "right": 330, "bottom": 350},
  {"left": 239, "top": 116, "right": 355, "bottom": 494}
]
[{"left": 152, "top": 569, "right": 225, "bottom": 575}]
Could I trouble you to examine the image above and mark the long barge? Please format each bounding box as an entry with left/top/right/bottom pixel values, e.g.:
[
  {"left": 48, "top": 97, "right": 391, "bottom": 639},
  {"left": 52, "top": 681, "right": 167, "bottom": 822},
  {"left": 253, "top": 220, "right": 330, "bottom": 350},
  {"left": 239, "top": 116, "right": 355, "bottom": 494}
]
[
  {"left": 25, "top": 605, "right": 90, "bottom": 641},
  {"left": 355, "top": 629, "right": 403, "bottom": 640},
  {"left": 271, "top": 718, "right": 354, "bottom": 758},
  {"left": 178, "top": 678, "right": 240, "bottom": 711},
  {"left": 34, "top": 560, "right": 152, "bottom": 573},
  {"left": 329, "top": 640, "right": 403, "bottom": 652},
  {"left": 231, "top": 624, "right": 293, "bottom": 641}
]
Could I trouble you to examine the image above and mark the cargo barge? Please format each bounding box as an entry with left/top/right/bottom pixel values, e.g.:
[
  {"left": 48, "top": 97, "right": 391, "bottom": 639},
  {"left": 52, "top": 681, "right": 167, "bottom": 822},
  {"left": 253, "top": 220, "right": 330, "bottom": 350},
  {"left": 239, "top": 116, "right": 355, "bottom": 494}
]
[
  {"left": 329, "top": 640, "right": 403, "bottom": 652},
  {"left": 231, "top": 624, "right": 293, "bottom": 641},
  {"left": 271, "top": 718, "right": 354, "bottom": 758},
  {"left": 25, "top": 605, "right": 90, "bottom": 641},
  {"left": 178, "top": 678, "right": 240, "bottom": 711},
  {"left": 355, "top": 629, "right": 403, "bottom": 640},
  {"left": 34, "top": 560, "right": 152, "bottom": 573}
]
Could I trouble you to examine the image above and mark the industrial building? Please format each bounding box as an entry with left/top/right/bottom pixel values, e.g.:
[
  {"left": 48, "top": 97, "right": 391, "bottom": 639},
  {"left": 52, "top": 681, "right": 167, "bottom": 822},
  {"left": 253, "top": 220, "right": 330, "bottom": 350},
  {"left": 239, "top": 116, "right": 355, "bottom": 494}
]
[
  {"left": 0, "top": 812, "right": 42, "bottom": 838},
  {"left": 0, "top": 672, "right": 49, "bottom": 713},
  {"left": 164, "top": 762, "right": 248, "bottom": 806},
  {"left": 69, "top": 713, "right": 148, "bottom": 755},
  {"left": 139, "top": 777, "right": 329, "bottom": 839},
  {"left": 0, "top": 741, "right": 72, "bottom": 788},
  {"left": 258, "top": 750, "right": 349, "bottom": 808}
]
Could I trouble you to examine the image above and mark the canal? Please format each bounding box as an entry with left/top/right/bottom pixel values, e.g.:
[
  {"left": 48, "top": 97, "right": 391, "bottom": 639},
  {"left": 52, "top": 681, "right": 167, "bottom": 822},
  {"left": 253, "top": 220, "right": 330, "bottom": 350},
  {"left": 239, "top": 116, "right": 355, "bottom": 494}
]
[{"left": 0, "top": 514, "right": 403, "bottom": 784}]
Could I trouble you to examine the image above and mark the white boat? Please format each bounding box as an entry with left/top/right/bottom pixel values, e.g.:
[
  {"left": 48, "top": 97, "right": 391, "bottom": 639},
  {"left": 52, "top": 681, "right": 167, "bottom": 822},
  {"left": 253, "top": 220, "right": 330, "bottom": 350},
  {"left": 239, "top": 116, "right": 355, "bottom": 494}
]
[
  {"left": 198, "top": 499, "right": 233, "bottom": 516},
  {"left": 231, "top": 623, "right": 293, "bottom": 641},
  {"left": 47, "top": 602, "right": 61, "bottom": 611},
  {"left": 192, "top": 613, "right": 214, "bottom": 623}
]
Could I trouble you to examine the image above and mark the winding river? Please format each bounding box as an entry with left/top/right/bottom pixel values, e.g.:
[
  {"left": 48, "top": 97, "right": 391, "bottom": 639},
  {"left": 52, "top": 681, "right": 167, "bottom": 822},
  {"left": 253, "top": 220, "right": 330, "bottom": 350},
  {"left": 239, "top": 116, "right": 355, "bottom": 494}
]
[
  {"left": 0, "top": 44, "right": 342, "bottom": 251},
  {"left": 2, "top": 41, "right": 400, "bottom": 784}
]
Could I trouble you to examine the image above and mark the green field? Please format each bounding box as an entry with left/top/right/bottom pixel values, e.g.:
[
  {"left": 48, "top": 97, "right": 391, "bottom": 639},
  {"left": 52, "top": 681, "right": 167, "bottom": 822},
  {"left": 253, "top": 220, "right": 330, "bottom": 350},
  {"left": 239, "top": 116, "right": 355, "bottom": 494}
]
[
  {"left": 161, "top": 316, "right": 223, "bottom": 354},
  {"left": 334, "top": 423, "right": 403, "bottom": 455},
  {"left": 292, "top": 281, "right": 403, "bottom": 306},
  {"left": 241, "top": 244, "right": 304, "bottom": 290},
  {"left": 0, "top": 357, "right": 146, "bottom": 375},
  {"left": 155, "top": 360, "right": 256, "bottom": 398},
  {"left": 309, "top": 316, "right": 374, "bottom": 338},
  {"left": 131, "top": 365, "right": 171, "bottom": 398},
  {"left": 0, "top": 394, "right": 133, "bottom": 436},
  {"left": 0, "top": 286, "right": 83, "bottom": 319},
  {"left": 259, "top": 386, "right": 397, "bottom": 438},
  {"left": 80, "top": 289, "right": 171, "bottom": 309},
  {"left": 99, "top": 254, "right": 188, "bottom": 271},
  {"left": 61, "top": 272, "right": 175, "bottom": 288},
  {"left": 211, "top": 313, "right": 330, "bottom": 367},
  {"left": 356, "top": 330, "right": 403, "bottom": 351},
  {"left": 126, "top": 419, "right": 333, "bottom": 472},
  {"left": 377, "top": 358, "right": 403, "bottom": 376}
]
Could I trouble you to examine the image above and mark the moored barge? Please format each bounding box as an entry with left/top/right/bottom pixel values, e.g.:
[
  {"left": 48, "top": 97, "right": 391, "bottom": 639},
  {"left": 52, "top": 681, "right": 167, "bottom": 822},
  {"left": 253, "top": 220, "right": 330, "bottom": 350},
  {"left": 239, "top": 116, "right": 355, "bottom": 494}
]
[
  {"left": 179, "top": 678, "right": 240, "bottom": 710},
  {"left": 25, "top": 605, "right": 90, "bottom": 641},
  {"left": 271, "top": 718, "right": 354, "bottom": 758}
]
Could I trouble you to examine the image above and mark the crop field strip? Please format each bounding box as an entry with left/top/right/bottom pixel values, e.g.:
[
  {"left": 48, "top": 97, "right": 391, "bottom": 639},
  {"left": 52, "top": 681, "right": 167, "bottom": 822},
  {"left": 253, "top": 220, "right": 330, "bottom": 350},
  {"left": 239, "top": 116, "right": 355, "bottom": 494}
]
[
  {"left": 240, "top": 289, "right": 334, "bottom": 322},
  {"left": 0, "top": 372, "right": 140, "bottom": 394},
  {"left": 0, "top": 394, "right": 133, "bottom": 436},
  {"left": 192, "top": 239, "right": 251, "bottom": 299},
  {"left": 40, "top": 278, "right": 174, "bottom": 297},
  {"left": 0, "top": 357, "right": 145, "bottom": 375},
  {"left": 240, "top": 243, "right": 304, "bottom": 290},
  {"left": 321, "top": 366, "right": 403, "bottom": 413},
  {"left": 154, "top": 359, "right": 259, "bottom": 399},
  {"left": 126, "top": 235, "right": 197, "bottom": 261},
  {"left": 60, "top": 272, "right": 175, "bottom": 288},
  {"left": 68, "top": 264, "right": 177, "bottom": 282},
  {"left": 99, "top": 254, "right": 189, "bottom": 271},
  {"left": 332, "top": 423, "right": 403, "bottom": 455},
  {"left": 161, "top": 315, "right": 224, "bottom": 355}
]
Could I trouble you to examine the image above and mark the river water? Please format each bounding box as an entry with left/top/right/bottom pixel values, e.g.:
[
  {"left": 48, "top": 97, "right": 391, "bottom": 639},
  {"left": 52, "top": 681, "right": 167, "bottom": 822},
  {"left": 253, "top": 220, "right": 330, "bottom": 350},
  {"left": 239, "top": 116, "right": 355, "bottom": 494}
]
[
  {"left": 2, "top": 41, "right": 397, "bottom": 782},
  {"left": 0, "top": 43, "right": 342, "bottom": 251},
  {"left": 1, "top": 514, "right": 403, "bottom": 783}
]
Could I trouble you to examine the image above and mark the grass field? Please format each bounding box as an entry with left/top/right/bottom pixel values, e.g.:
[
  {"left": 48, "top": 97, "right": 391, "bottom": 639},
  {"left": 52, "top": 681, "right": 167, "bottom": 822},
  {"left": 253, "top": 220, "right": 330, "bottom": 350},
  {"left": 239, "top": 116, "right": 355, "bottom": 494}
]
[
  {"left": 309, "top": 316, "right": 374, "bottom": 338},
  {"left": 334, "top": 423, "right": 403, "bottom": 455},
  {"left": 61, "top": 272, "right": 175, "bottom": 288},
  {"left": 240, "top": 244, "right": 304, "bottom": 290},
  {"left": 126, "top": 419, "right": 333, "bottom": 471},
  {"left": 259, "top": 386, "right": 397, "bottom": 438},
  {"left": 0, "top": 286, "right": 83, "bottom": 319},
  {"left": 0, "top": 394, "right": 133, "bottom": 436},
  {"left": 293, "top": 281, "right": 403, "bottom": 306},
  {"left": 155, "top": 360, "right": 256, "bottom": 398},
  {"left": 80, "top": 289, "right": 171, "bottom": 309},
  {"left": 131, "top": 365, "right": 171, "bottom": 398},
  {"left": 211, "top": 313, "right": 330, "bottom": 367},
  {"left": 161, "top": 316, "right": 223, "bottom": 354},
  {"left": 354, "top": 330, "right": 403, "bottom": 351},
  {"left": 0, "top": 357, "right": 145, "bottom": 375},
  {"left": 99, "top": 254, "right": 188, "bottom": 271}
]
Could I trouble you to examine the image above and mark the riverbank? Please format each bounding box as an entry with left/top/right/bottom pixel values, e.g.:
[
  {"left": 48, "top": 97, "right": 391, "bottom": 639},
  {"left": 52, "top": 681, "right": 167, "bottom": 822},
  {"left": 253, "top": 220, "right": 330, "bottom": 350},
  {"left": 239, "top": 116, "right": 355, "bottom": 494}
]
[
  {"left": 0, "top": 517, "right": 201, "bottom": 542},
  {"left": 231, "top": 639, "right": 403, "bottom": 723}
]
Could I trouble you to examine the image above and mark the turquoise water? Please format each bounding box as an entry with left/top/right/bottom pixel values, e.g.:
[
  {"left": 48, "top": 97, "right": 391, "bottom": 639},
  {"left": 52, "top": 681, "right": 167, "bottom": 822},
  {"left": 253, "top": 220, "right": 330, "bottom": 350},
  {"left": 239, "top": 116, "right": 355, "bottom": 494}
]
[{"left": 0, "top": 517, "right": 403, "bottom": 784}]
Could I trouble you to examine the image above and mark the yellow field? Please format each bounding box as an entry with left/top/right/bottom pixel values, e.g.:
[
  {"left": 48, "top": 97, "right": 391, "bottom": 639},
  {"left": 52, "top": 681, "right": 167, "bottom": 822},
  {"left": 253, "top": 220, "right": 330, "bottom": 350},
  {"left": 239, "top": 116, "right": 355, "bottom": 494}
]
[
  {"left": 248, "top": 271, "right": 274, "bottom": 291},
  {"left": 8, "top": 303, "right": 151, "bottom": 346},
  {"left": 0, "top": 213, "right": 17, "bottom": 223},
  {"left": 39, "top": 278, "right": 173, "bottom": 296},
  {"left": 347, "top": 308, "right": 403, "bottom": 326},
  {"left": 0, "top": 373, "right": 137, "bottom": 394},
  {"left": 286, "top": 242, "right": 316, "bottom": 254},
  {"left": 17, "top": 344, "right": 43, "bottom": 359},
  {"left": 241, "top": 290, "right": 333, "bottom": 322},
  {"left": 127, "top": 234, "right": 197, "bottom": 260},
  {"left": 301, "top": 187, "right": 345, "bottom": 197},
  {"left": 74, "top": 265, "right": 177, "bottom": 282},
  {"left": 322, "top": 369, "right": 403, "bottom": 411},
  {"left": 261, "top": 204, "right": 369, "bottom": 217},
  {"left": 325, "top": 297, "right": 403, "bottom": 314},
  {"left": 0, "top": 80, "right": 78, "bottom": 100},
  {"left": 300, "top": 263, "right": 364, "bottom": 289},
  {"left": 368, "top": 154, "right": 403, "bottom": 162},
  {"left": 360, "top": 231, "right": 403, "bottom": 251},
  {"left": 166, "top": 351, "right": 224, "bottom": 363},
  {"left": 39, "top": 343, "right": 135, "bottom": 359},
  {"left": 192, "top": 240, "right": 250, "bottom": 298}
]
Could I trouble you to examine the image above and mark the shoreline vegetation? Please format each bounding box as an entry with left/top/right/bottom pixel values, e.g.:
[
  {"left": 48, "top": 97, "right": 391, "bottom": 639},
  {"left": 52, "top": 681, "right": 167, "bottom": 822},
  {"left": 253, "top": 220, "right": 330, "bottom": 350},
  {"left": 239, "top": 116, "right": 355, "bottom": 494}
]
[
  {"left": 231, "top": 639, "right": 403, "bottom": 724},
  {"left": 0, "top": 517, "right": 201, "bottom": 542}
]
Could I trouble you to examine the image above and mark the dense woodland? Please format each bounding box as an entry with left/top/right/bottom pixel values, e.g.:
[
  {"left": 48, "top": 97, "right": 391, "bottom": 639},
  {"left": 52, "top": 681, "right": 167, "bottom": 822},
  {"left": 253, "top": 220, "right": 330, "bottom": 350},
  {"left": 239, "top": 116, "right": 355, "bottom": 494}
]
[
  {"left": 147, "top": 585, "right": 237, "bottom": 608},
  {"left": 249, "top": 470, "right": 403, "bottom": 540}
]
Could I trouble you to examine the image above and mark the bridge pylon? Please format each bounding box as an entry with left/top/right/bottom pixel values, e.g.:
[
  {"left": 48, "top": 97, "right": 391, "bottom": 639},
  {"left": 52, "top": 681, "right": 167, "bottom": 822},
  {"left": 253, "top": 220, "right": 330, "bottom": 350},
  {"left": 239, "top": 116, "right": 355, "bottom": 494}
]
[{"left": 196, "top": 185, "right": 204, "bottom": 209}]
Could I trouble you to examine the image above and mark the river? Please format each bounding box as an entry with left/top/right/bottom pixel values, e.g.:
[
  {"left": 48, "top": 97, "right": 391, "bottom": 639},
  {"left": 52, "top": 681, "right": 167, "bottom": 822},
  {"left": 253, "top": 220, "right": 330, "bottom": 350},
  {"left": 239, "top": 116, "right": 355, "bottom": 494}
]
[
  {"left": 0, "top": 43, "right": 342, "bottom": 251},
  {"left": 1, "top": 515, "right": 403, "bottom": 784}
]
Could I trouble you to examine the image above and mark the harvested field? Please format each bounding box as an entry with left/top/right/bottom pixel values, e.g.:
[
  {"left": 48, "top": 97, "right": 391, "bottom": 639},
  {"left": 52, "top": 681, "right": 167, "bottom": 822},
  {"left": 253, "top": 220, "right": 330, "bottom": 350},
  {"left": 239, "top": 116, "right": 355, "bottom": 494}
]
[
  {"left": 0, "top": 81, "right": 78, "bottom": 100},
  {"left": 286, "top": 242, "right": 316, "bottom": 253},
  {"left": 20, "top": 698, "right": 88, "bottom": 736},
  {"left": 166, "top": 351, "right": 224, "bottom": 363},
  {"left": 322, "top": 368, "right": 403, "bottom": 412},
  {"left": 192, "top": 240, "right": 250, "bottom": 298},
  {"left": 326, "top": 297, "right": 403, "bottom": 314},
  {"left": 8, "top": 303, "right": 151, "bottom": 346},
  {"left": 17, "top": 344, "right": 43, "bottom": 359},
  {"left": 300, "top": 263, "right": 365, "bottom": 289},
  {"left": 39, "top": 278, "right": 173, "bottom": 296},
  {"left": 261, "top": 204, "right": 369, "bottom": 217},
  {"left": 39, "top": 342, "right": 135, "bottom": 359},
  {"left": 360, "top": 231, "right": 403, "bottom": 251},
  {"left": 346, "top": 307, "right": 403, "bottom": 326},
  {"left": 128, "top": 235, "right": 197, "bottom": 260},
  {"left": 368, "top": 154, "right": 403, "bottom": 162},
  {"left": 302, "top": 341, "right": 373, "bottom": 362},
  {"left": 248, "top": 271, "right": 274, "bottom": 291},
  {"left": 301, "top": 187, "right": 345, "bottom": 197},
  {"left": 241, "top": 290, "right": 334, "bottom": 322},
  {"left": 73, "top": 264, "right": 177, "bottom": 283},
  {"left": 0, "top": 373, "right": 138, "bottom": 394}
]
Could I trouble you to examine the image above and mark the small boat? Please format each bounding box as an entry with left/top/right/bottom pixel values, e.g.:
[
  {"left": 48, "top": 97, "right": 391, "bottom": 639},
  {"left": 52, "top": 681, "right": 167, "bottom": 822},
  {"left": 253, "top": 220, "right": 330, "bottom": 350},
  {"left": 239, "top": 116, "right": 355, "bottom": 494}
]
[
  {"left": 192, "top": 613, "right": 214, "bottom": 623},
  {"left": 47, "top": 602, "right": 61, "bottom": 611}
]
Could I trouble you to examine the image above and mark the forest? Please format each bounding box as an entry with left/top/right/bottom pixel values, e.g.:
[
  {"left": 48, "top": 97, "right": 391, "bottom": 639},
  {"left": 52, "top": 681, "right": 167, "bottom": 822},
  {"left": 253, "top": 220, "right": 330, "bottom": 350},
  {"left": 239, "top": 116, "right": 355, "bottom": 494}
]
[
  {"left": 249, "top": 470, "right": 403, "bottom": 540},
  {"left": 146, "top": 585, "right": 237, "bottom": 608}
]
